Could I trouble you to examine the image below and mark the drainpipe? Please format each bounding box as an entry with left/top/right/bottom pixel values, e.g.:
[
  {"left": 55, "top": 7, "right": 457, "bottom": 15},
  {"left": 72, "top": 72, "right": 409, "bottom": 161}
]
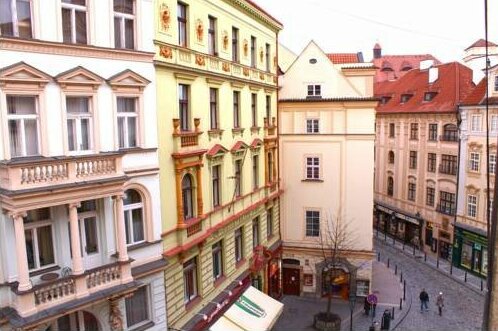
[{"left": 453, "top": 105, "right": 462, "bottom": 265}]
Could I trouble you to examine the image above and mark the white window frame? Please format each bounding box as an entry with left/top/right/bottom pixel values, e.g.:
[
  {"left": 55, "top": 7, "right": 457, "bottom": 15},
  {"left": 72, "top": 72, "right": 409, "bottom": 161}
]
[
  {"left": 6, "top": 94, "right": 40, "bottom": 158},
  {"left": 470, "top": 152, "right": 480, "bottom": 172},
  {"left": 183, "top": 257, "right": 198, "bottom": 303},
  {"left": 123, "top": 191, "right": 145, "bottom": 246},
  {"left": 116, "top": 97, "right": 139, "bottom": 149},
  {"left": 495, "top": 76, "right": 498, "bottom": 92},
  {"left": 77, "top": 204, "right": 99, "bottom": 256},
  {"left": 234, "top": 227, "right": 243, "bottom": 262},
  {"left": 471, "top": 115, "right": 482, "bottom": 132},
  {"left": 24, "top": 217, "right": 56, "bottom": 272},
  {"left": 0, "top": 0, "right": 33, "bottom": 38},
  {"left": 267, "top": 208, "right": 273, "bottom": 237},
  {"left": 306, "top": 118, "right": 319, "bottom": 133},
  {"left": 61, "top": 0, "right": 87, "bottom": 44},
  {"left": 66, "top": 96, "right": 93, "bottom": 154},
  {"left": 467, "top": 194, "right": 478, "bottom": 218},
  {"left": 307, "top": 84, "right": 321, "bottom": 97},
  {"left": 212, "top": 241, "right": 223, "bottom": 281},
  {"left": 490, "top": 154, "right": 497, "bottom": 175},
  {"left": 491, "top": 115, "right": 498, "bottom": 133},
  {"left": 113, "top": 0, "right": 135, "bottom": 49},
  {"left": 305, "top": 210, "right": 320, "bottom": 237},
  {"left": 305, "top": 156, "right": 320, "bottom": 180},
  {"left": 252, "top": 217, "right": 259, "bottom": 248}
]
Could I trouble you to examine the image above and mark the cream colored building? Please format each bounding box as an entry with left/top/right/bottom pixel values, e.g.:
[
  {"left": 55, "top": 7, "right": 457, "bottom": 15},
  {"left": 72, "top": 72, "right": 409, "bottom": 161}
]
[
  {"left": 0, "top": 1, "right": 167, "bottom": 330},
  {"left": 153, "top": 0, "right": 282, "bottom": 330},
  {"left": 279, "top": 41, "right": 376, "bottom": 298},
  {"left": 374, "top": 61, "right": 474, "bottom": 260}
]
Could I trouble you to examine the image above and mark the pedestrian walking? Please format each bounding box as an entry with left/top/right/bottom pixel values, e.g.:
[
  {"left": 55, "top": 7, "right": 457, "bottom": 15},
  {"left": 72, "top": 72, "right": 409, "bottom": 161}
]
[
  {"left": 436, "top": 292, "right": 444, "bottom": 316},
  {"left": 364, "top": 297, "right": 371, "bottom": 316},
  {"left": 419, "top": 288, "right": 429, "bottom": 312}
]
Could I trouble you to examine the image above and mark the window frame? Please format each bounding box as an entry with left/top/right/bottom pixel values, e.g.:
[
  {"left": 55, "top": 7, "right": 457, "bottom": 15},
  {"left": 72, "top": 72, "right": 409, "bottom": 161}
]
[
  {"left": 428, "top": 123, "right": 438, "bottom": 141},
  {"left": 251, "top": 93, "right": 258, "bottom": 127},
  {"left": 307, "top": 84, "right": 321, "bottom": 97},
  {"left": 113, "top": 0, "right": 135, "bottom": 49},
  {"left": 212, "top": 164, "right": 221, "bottom": 208},
  {"left": 212, "top": 241, "right": 223, "bottom": 281},
  {"left": 6, "top": 94, "right": 41, "bottom": 158},
  {"left": 182, "top": 174, "right": 195, "bottom": 220},
  {"left": 177, "top": 2, "right": 188, "bottom": 47},
  {"left": 116, "top": 96, "right": 139, "bottom": 149},
  {"left": 427, "top": 153, "right": 436, "bottom": 172},
  {"left": 387, "top": 176, "right": 394, "bottom": 196},
  {"left": 232, "top": 27, "right": 239, "bottom": 62},
  {"left": 409, "top": 151, "right": 417, "bottom": 169},
  {"left": 178, "top": 84, "right": 190, "bottom": 131},
  {"left": 305, "top": 210, "right": 320, "bottom": 237},
  {"left": 305, "top": 156, "right": 320, "bottom": 180},
  {"left": 252, "top": 154, "right": 259, "bottom": 189},
  {"left": 0, "top": 0, "right": 33, "bottom": 38},
  {"left": 410, "top": 123, "right": 419, "bottom": 140},
  {"left": 467, "top": 194, "right": 478, "bottom": 218},
  {"left": 234, "top": 159, "right": 242, "bottom": 197},
  {"left": 389, "top": 123, "right": 395, "bottom": 138},
  {"left": 252, "top": 217, "right": 260, "bottom": 248},
  {"left": 233, "top": 90, "right": 240, "bottom": 128},
  {"left": 65, "top": 96, "right": 93, "bottom": 154},
  {"left": 123, "top": 189, "right": 146, "bottom": 246},
  {"left": 234, "top": 227, "right": 243, "bottom": 262},
  {"left": 207, "top": 15, "right": 217, "bottom": 56},
  {"left": 183, "top": 257, "right": 198, "bottom": 303},
  {"left": 471, "top": 115, "right": 482, "bottom": 132},
  {"left": 24, "top": 209, "right": 56, "bottom": 272},
  {"left": 266, "top": 207, "right": 273, "bottom": 238},
  {"left": 250, "top": 36, "right": 257, "bottom": 68},
  {"left": 125, "top": 285, "right": 150, "bottom": 328},
  {"left": 470, "top": 152, "right": 480, "bottom": 172},
  {"left": 407, "top": 182, "right": 416, "bottom": 201},
  {"left": 490, "top": 154, "right": 497, "bottom": 175},
  {"left": 265, "top": 43, "right": 271, "bottom": 72},
  {"left": 426, "top": 187, "right": 435, "bottom": 206},
  {"left": 209, "top": 88, "right": 219, "bottom": 130},
  {"left": 61, "top": 0, "right": 88, "bottom": 44},
  {"left": 306, "top": 118, "right": 319, "bottom": 134}
]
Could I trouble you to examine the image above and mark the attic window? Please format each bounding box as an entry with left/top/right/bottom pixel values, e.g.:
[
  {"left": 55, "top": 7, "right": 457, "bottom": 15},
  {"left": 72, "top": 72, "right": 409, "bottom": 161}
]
[
  {"left": 309, "top": 58, "right": 317, "bottom": 64},
  {"left": 424, "top": 92, "right": 437, "bottom": 102},
  {"left": 307, "top": 84, "right": 321, "bottom": 98},
  {"left": 400, "top": 94, "right": 412, "bottom": 103},
  {"left": 380, "top": 96, "right": 391, "bottom": 105},
  {"left": 401, "top": 66, "right": 412, "bottom": 71},
  {"left": 381, "top": 66, "right": 393, "bottom": 72}
]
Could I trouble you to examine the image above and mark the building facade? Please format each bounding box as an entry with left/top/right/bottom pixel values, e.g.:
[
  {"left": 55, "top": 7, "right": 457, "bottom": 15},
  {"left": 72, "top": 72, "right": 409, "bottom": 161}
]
[
  {"left": 462, "top": 39, "right": 498, "bottom": 83},
  {"left": 279, "top": 41, "right": 376, "bottom": 298},
  {"left": 374, "top": 61, "right": 474, "bottom": 260},
  {"left": 153, "top": 0, "right": 282, "bottom": 329},
  {"left": 453, "top": 65, "right": 498, "bottom": 277},
  {"left": 0, "top": 1, "right": 167, "bottom": 330}
]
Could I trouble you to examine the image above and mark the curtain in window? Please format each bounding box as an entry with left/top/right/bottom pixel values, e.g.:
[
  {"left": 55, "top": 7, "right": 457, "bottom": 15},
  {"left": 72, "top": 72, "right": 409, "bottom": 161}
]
[
  {"left": 124, "top": 211, "right": 131, "bottom": 244},
  {"left": 124, "top": 18, "right": 134, "bottom": 49},
  {"left": 24, "top": 119, "right": 38, "bottom": 155},
  {"left": 37, "top": 225, "right": 55, "bottom": 267},
  {"left": 62, "top": 8, "right": 72, "bottom": 42},
  {"left": 84, "top": 217, "right": 98, "bottom": 253},
  {"left": 114, "top": 17, "right": 121, "bottom": 48},
  {"left": 25, "top": 229, "right": 35, "bottom": 269},
  {"left": 0, "top": 1, "right": 14, "bottom": 36},
  {"left": 132, "top": 208, "right": 144, "bottom": 242},
  {"left": 126, "top": 286, "right": 148, "bottom": 327},
  {"left": 16, "top": 0, "right": 32, "bottom": 38},
  {"left": 75, "top": 10, "right": 87, "bottom": 43}
]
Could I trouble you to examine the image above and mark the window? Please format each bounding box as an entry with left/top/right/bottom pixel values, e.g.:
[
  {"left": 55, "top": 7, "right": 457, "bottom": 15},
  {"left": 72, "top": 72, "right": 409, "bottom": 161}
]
[
  {"left": 183, "top": 257, "right": 198, "bottom": 303},
  {"left": 252, "top": 155, "right": 259, "bottom": 189},
  {"left": 24, "top": 208, "right": 55, "bottom": 271},
  {"left": 490, "top": 154, "right": 497, "bottom": 175},
  {"left": 428, "top": 124, "right": 438, "bottom": 141},
  {"left": 440, "top": 154, "right": 457, "bottom": 175},
  {"left": 212, "top": 165, "right": 221, "bottom": 207},
  {"left": 305, "top": 210, "right": 320, "bottom": 237},
  {"left": 251, "top": 93, "right": 257, "bottom": 127},
  {"left": 380, "top": 96, "right": 391, "bottom": 105},
  {"left": 250, "top": 36, "right": 256, "bottom": 68},
  {"left": 307, "top": 119, "right": 319, "bottom": 133},
  {"left": 306, "top": 157, "right": 320, "bottom": 180},
  {"left": 467, "top": 195, "right": 478, "bottom": 218},
  {"left": 387, "top": 177, "right": 394, "bottom": 196},
  {"left": 114, "top": 0, "right": 134, "bottom": 49},
  {"left": 7, "top": 95, "right": 40, "bottom": 157},
  {"left": 267, "top": 152, "right": 274, "bottom": 183},
  {"left": 307, "top": 84, "right": 321, "bottom": 97},
  {"left": 266, "top": 95, "right": 271, "bottom": 122},
  {"left": 123, "top": 189, "right": 145, "bottom": 245},
  {"left": 234, "top": 227, "right": 243, "bottom": 262},
  {"left": 208, "top": 16, "right": 216, "bottom": 55},
  {"left": 427, "top": 153, "right": 436, "bottom": 172},
  {"left": 426, "top": 187, "right": 435, "bottom": 206},
  {"left": 209, "top": 88, "right": 218, "bottom": 130},
  {"left": 424, "top": 92, "right": 436, "bottom": 102},
  {"left": 304, "top": 274, "right": 313, "bottom": 286},
  {"left": 267, "top": 208, "right": 273, "bottom": 237},
  {"left": 410, "top": 123, "right": 418, "bottom": 140},
  {"left": 234, "top": 159, "right": 242, "bottom": 197},
  {"left": 177, "top": 2, "right": 187, "bottom": 47},
  {"left": 389, "top": 123, "right": 395, "bottom": 137},
  {"left": 491, "top": 115, "right": 498, "bottom": 133},
  {"left": 232, "top": 27, "right": 239, "bottom": 62},
  {"left": 66, "top": 97, "right": 91, "bottom": 152},
  {"left": 252, "top": 218, "right": 260, "bottom": 248},
  {"left": 400, "top": 94, "right": 412, "bottom": 103},
  {"left": 388, "top": 151, "right": 394, "bottom": 164},
  {"left": 178, "top": 84, "right": 189, "bottom": 131},
  {"left": 117, "top": 97, "right": 138, "bottom": 148},
  {"left": 0, "top": 0, "right": 32, "bottom": 38},
  {"left": 407, "top": 182, "right": 416, "bottom": 201},
  {"left": 61, "top": 0, "right": 87, "bottom": 44},
  {"left": 442, "top": 124, "right": 458, "bottom": 141},
  {"left": 212, "top": 241, "right": 223, "bottom": 280},
  {"left": 471, "top": 115, "right": 482, "bottom": 132},
  {"left": 265, "top": 43, "right": 270, "bottom": 72},
  {"left": 438, "top": 191, "right": 456, "bottom": 215},
  {"left": 233, "top": 91, "right": 240, "bottom": 128},
  {"left": 182, "top": 175, "right": 194, "bottom": 220},
  {"left": 409, "top": 151, "right": 417, "bottom": 169},
  {"left": 495, "top": 76, "right": 498, "bottom": 92},
  {"left": 126, "top": 286, "right": 149, "bottom": 328},
  {"left": 470, "top": 152, "right": 480, "bottom": 172},
  {"left": 76, "top": 200, "right": 99, "bottom": 255}
]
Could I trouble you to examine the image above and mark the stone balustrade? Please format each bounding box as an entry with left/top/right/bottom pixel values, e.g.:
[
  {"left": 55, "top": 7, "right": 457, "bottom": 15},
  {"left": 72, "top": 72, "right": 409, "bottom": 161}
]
[
  {"left": 86, "top": 263, "right": 122, "bottom": 289},
  {"left": 34, "top": 277, "right": 75, "bottom": 306}
]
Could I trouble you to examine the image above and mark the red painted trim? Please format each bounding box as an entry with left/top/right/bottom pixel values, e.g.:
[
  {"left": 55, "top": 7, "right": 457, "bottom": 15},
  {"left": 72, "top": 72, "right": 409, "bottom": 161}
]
[{"left": 171, "top": 149, "right": 208, "bottom": 159}]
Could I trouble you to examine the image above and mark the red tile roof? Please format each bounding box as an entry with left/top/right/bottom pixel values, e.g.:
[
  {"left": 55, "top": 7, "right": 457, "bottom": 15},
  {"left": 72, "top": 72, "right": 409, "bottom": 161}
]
[
  {"left": 230, "top": 141, "right": 248, "bottom": 153},
  {"left": 207, "top": 144, "right": 228, "bottom": 157},
  {"left": 250, "top": 138, "right": 263, "bottom": 149},
  {"left": 465, "top": 39, "right": 497, "bottom": 51},
  {"left": 326, "top": 53, "right": 362, "bottom": 64},
  {"left": 373, "top": 54, "right": 440, "bottom": 83},
  {"left": 375, "top": 62, "right": 475, "bottom": 114},
  {"left": 462, "top": 78, "right": 487, "bottom": 105}
]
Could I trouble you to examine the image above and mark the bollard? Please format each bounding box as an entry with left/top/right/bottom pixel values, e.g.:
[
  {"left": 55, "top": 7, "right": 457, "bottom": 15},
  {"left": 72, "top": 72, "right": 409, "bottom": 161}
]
[
  {"left": 450, "top": 263, "right": 453, "bottom": 275},
  {"left": 481, "top": 279, "right": 484, "bottom": 291},
  {"left": 413, "top": 245, "right": 416, "bottom": 255},
  {"left": 403, "top": 280, "right": 406, "bottom": 301},
  {"left": 384, "top": 231, "right": 387, "bottom": 241},
  {"left": 424, "top": 253, "right": 427, "bottom": 262},
  {"left": 391, "top": 307, "right": 395, "bottom": 320},
  {"left": 437, "top": 257, "right": 439, "bottom": 269},
  {"left": 395, "top": 265, "right": 398, "bottom": 275},
  {"left": 393, "top": 235, "right": 395, "bottom": 245},
  {"left": 387, "top": 258, "right": 390, "bottom": 268},
  {"left": 400, "top": 271, "right": 403, "bottom": 283},
  {"left": 465, "top": 271, "right": 467, "bottom": 282},
  {"left": 400, "top": 298, "right": 403, "bottom": 310},
  {"left": 378, "top": 252, "right": 381, "bottom": 262},
  {"left": 402, "top": 242, "right": 405, "bottom": 250}
]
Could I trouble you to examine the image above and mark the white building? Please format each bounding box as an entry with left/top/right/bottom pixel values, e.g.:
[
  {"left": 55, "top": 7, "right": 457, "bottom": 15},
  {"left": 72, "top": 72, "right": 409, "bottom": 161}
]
[
  {"left": 278, "top": 41, "right": 376, "bottom": 298},
  {"left": 0, "top": 1, "right": 166, "bottom": 330}
]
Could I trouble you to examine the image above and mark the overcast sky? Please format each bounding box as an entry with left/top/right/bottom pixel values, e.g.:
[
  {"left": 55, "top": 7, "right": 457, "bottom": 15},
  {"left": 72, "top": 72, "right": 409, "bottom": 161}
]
[{"left": 255, "top": 0, "right": 498, "bottom": 63}]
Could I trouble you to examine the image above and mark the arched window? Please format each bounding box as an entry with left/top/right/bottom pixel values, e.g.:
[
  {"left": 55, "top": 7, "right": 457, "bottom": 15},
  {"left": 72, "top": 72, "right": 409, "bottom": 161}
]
[
  {"left": 442, "top": 124, "right": 458, "bottom": 142},
  {"left": 387, "top": 177, "right": 394, "bottom": 196},
  {"left": 388, "top": 151, "right": 395, "bottom": 164},
  {"left": 123, "top": 189, "right": 145, "bottom": 245},
  {"left": 182, "top": 174, "right": 194, "bottom": 220}
]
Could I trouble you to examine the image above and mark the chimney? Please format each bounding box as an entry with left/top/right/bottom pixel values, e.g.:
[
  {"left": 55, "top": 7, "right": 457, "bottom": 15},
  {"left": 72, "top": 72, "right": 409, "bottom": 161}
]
[
  {"left": 429, "top": 67, "right": 438, "bottom": 83},
  {"left": 373, "top": 43, "right": 382, "bottom": 59},
  {"left": 420, "top": 60, "right": 434, "bottom": 70}
]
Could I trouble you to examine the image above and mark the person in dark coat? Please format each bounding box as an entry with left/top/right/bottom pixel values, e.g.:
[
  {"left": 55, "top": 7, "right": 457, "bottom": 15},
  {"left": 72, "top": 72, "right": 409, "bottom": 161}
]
[
  {"left": 364, "top": 296, "right": 371, "bottom": 315},
  {"left": 436, "top": 292, "right": 444, "bottom": 316},
  {"left": 419, "top": 288, "right": 429, "bottom": 312}
]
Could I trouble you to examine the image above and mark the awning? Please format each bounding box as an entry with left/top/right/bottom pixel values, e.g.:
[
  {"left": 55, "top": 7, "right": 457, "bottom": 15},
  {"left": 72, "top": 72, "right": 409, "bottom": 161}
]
[{"left": 209, "top": 286, "right": 284, "bottom": 331}]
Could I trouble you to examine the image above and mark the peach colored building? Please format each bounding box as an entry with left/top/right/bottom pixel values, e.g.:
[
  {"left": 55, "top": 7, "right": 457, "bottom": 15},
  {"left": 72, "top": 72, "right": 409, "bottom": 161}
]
[
  {"left": 279, "top": 41, "right": 376, "bottom": 298},
  {"left": 374, "top": 61, "right": 474, "bottom": 260}
]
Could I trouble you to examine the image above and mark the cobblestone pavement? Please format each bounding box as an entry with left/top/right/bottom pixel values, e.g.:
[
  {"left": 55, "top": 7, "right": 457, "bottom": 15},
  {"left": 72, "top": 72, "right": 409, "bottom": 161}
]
[{"left": 375, "top": 239, "right": 485, "bottom": 331}]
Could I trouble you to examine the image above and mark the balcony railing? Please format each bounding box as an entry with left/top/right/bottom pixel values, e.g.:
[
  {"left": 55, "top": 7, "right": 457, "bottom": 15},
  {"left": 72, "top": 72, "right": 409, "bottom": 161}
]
[
  {"left": 86, "top": 263, "right": 122, "bottom": 289},
  {"left": 34, "top": 277, "right": 75, "bottom": 306},
  {"left": 264, "top": 117, "right": 276, "bottom": 137},
  {"left": 0, "top": 153, "right": 124, "bottom": 191},
  {"left": 436, "top": 203, "right": 456, "bottom": 216},
  {"left": 438, "top": 164, "right": 458, "bottom": 175},
  {"left": 172, "top": 118, "right": 202, "bottom": 150},
  {"left": 439, "top": 134, "right": 458, "bottom": 142}
]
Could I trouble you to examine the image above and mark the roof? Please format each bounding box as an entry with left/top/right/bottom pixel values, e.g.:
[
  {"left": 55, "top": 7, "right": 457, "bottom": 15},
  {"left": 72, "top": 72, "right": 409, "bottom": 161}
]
[
  {"left": 373, "top": 54, "right": 441, "bottom": 83},
  {"left": 326, "top": 53, "right": 363, "bottom": 64},
  {"left": 244, "top": 0, "right": 283, "bottom": 27},
  {"left": 462, "top": 78, "right": 498, "bottom": 106},
  {"left": 375, "top": 62, "right": 475, "bottom": 114},
  {"left": 465, "top": 39, "right": 497, "bottom": 51}
]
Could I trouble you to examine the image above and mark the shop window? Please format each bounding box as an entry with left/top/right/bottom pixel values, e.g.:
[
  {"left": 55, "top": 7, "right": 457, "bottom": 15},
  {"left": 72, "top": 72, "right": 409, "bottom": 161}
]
[{"left": 461, "top": 242, "right": 473, "bottom": 269}]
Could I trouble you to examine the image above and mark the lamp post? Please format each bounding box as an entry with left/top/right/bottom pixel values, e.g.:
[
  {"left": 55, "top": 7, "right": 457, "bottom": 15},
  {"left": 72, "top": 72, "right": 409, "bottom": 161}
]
[{"left": 348, "top": 268, "right": 358, "bottom": 331}]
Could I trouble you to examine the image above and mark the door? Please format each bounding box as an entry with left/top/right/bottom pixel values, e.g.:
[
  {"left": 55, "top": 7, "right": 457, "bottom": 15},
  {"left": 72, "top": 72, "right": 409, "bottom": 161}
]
[
  {"left": 283, "top": 267, "right": 300, "bottom": 296},
  {"left": 78, "top": 200, "right": 101, "bottom": 269}
]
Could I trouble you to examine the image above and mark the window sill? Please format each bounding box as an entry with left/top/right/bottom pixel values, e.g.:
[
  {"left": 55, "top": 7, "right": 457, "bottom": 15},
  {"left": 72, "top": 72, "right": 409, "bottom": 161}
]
[
  {"left": 208, "top": 129, "right": 224, "bottom": 140},
  {"left": 118, "top": 147, "right": 157, "bottom": 154},
  {"left": 185, "top": 296, "right": 202, "bottom": 311},
  {"left": 29, "top": 265, "right": 60, "bottom": 278},
  {"left": 213, "top": 275, "right": 226, "bottom": 288},
  {"left": 232, "top": 128, "right": 245, "bottom": 136},
  {"left": 301, "top": 179, "right": 324, "bottom": 183},
  {"left": 235, "top": 258, "right": 246, "bottom": 269},
  {"left": 250, "top": 126, "right": 261, "bottom": 134},
  {"left": 127, "top": 239, "right": 162, "bottom": 252},
  {"left": 129, "top": 321, "right": 155, "bottom": 331}
]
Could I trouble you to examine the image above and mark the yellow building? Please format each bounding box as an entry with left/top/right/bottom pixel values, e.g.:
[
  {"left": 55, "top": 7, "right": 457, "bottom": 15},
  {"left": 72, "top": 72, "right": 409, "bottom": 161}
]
[{"left": 153, "top": 0, "right": 282, "bottom": 329}]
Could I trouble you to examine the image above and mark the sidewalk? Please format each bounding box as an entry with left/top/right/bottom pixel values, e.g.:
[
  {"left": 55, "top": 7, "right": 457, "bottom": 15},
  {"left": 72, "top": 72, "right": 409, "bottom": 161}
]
[{"left": 374, "top": 232, "right": 486, "bottom": 295}]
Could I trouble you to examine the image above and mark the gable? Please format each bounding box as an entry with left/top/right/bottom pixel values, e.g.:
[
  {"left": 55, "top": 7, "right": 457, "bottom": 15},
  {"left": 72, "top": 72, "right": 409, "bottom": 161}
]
[
  {"left": 0, "top": 62, "right": 52, "bottom": 87},
  {"left": 107, "top": 69, "right": 151, "bottom": 90},
  {"left": 55, "top": 66, "right": 104, "bottom": 88}
]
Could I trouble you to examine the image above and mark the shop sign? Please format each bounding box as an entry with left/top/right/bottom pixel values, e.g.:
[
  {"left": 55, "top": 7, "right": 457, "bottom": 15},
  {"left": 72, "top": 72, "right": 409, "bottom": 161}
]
[
  {"left": 376, "top": 205, "right": 392, "bottom": 214},
  {"left": 461, "top": 229, "right": 487, "bottom": 246},
  {"left": 395, "top": 213, "right": 420, "bottom": 225}
]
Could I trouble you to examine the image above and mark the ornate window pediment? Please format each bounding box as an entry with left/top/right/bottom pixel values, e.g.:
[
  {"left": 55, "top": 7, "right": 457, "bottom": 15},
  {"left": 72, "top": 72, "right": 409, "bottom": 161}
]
[
  {"left": 55, "top": 66, "right": 104, "bottom": 90},
  {"left": 107, "top": 69, "right": 151, "bottom": 91},
  {"left": 250, "top": 138, "right": 263, "bottom": 152},
  {"left": 466, "top": 184, "right": 480, "bottom": 194},
  {"left": 0, "top": 62, "right": 52, "bottom": 88},
  {"left": 206, "top": 144, "right": 228, "bottom": 163},
  {"left": 230, "top": 140, "right": 248, "bottom": 158}
]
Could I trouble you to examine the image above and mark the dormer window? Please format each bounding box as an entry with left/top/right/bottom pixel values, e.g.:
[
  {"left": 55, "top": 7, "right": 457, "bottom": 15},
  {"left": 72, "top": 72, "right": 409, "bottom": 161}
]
[
  {"left": 307, "top": 84, "right": 321, "bottom": 97},
  {"left": 380, "top": 96, "right": 391, "bottom": 105},
  {"left": 400, "top": 94, "right": 412, "bottom": 103},
  {"left": 424, "top": 92, "right": 437, "bottom": 102}
]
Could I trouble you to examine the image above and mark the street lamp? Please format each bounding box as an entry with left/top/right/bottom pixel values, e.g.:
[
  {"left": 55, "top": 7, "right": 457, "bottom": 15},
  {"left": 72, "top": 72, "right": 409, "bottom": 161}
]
[{"left": 348, "top": 291, "right": 357, "bottom": 331}]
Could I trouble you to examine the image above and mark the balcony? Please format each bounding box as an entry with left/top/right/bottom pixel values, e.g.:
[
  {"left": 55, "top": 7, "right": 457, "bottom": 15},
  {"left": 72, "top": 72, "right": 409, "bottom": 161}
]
[
  {"left": 264, "top": 117, "right": 277, "bottom": 137},
  {"left": 0, "top": 153, "right": 124, "bottom": 192},
  {"left": 436, "top": 204, "right": 456, "bottom": 216},
  {"left": 172, "top": 118, "right": 203, "bottom": 151},
  {"left": 438, "top": 164, "right": 458, "bottom": 176},
  {"left": 439, "top": 134, "right": 458, "bottom": 142}
]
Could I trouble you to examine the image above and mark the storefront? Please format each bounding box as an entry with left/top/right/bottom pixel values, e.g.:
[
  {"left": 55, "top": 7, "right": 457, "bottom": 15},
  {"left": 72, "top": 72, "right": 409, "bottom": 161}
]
[
  {"left": 374, "top": 202, "right": 423, "bottom": 247},
  {"left": 452, "top": 224, "right": 488, "bottom": 278},
  {"left": 250, "top": 241, "right": 282, "bottom": 299}
]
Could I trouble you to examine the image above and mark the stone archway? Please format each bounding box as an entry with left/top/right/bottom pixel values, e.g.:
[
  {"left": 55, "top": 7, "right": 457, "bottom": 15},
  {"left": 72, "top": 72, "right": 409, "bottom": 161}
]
[{"left": 315, "top": 258, "right": 357, "bottom": 299}]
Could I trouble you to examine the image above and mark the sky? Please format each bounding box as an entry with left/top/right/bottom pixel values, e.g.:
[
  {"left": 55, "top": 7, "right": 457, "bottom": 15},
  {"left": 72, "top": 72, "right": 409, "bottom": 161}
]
[{"left": 254, "top": 0, "right": 498, "bottom": 63}]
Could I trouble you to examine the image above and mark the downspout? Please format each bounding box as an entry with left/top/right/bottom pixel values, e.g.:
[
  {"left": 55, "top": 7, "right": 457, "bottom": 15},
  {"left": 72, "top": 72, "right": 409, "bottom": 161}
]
[
  {"left": 454, "top": 105, "right": 462, "bottom": 260},
  {"left": 275, "top": 29, "right": 283, "bottom": 299}
]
